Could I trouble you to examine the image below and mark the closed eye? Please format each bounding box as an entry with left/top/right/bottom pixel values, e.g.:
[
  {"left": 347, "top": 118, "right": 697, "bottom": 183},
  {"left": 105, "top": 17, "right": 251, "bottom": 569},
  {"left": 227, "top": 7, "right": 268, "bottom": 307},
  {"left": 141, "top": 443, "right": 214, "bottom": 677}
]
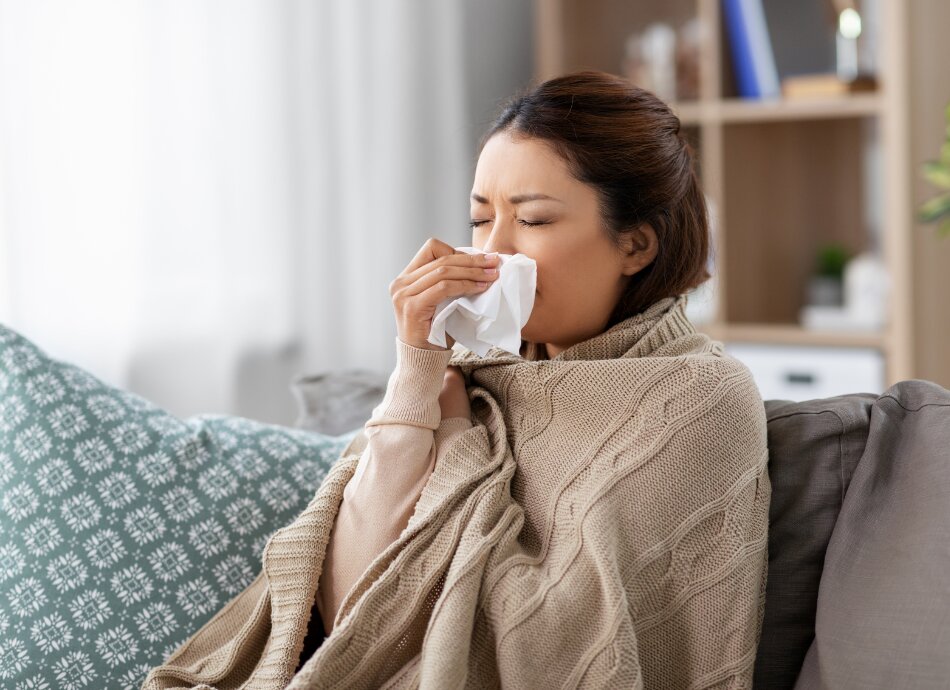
[{"left": 469, "top": 219, "right": 550, "bottom": 229}]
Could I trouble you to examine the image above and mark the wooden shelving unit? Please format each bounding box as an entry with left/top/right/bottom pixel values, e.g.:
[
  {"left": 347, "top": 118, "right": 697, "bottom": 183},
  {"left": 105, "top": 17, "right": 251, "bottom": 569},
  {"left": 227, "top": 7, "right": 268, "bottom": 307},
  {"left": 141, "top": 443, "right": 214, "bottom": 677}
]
[
  {"left": 534, "top": 0, "right": 950, "bottom": 392},
  {"left": 672, "top": 93, "right": 884, "bottom": 124}
]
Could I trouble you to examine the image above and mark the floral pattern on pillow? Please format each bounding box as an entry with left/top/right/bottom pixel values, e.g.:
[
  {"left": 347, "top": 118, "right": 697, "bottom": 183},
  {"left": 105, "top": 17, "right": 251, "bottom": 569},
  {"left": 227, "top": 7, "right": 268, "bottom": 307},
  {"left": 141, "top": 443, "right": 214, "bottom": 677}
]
[{"left": 0, "top": 324, "right": 360, "bottom": 689}]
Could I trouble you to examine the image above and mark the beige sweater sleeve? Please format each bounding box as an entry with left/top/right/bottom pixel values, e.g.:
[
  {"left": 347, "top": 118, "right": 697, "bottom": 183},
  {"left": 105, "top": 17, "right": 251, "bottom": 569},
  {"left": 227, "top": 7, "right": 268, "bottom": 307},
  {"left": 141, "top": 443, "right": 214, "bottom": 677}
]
[{"left": 315, "top": 337, "right": 473, "bottom": 634}]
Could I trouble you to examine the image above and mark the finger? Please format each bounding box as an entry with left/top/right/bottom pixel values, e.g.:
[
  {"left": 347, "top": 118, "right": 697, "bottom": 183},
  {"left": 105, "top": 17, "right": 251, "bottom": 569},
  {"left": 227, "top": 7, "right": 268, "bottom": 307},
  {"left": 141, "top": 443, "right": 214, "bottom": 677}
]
[
  {"left": 403, "top": 237, "right": 456, "bottom": 275},
  {"left": 401, "top": 250, "right": 497, "bottom": 290},
  {"left": 412, "top": 274, "right": 490, "bottom": 307},
  {"left": 402, "top": 262, "right": 496, "bottom": 298}
]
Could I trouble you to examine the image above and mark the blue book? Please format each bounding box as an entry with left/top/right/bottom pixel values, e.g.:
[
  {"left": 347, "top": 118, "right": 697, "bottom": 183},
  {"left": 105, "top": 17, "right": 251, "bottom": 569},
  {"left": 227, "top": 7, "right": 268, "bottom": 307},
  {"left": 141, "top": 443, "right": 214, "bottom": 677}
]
[{"left": 722, "top": 0, "right": 780, "bottom": 99}]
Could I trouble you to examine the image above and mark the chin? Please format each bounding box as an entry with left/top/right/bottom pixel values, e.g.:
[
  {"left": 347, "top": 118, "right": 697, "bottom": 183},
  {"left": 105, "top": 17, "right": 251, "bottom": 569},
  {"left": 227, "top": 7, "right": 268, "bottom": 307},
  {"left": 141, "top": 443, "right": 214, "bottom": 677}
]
[{"left": 520, "top": 322, "right": 541, "bottom": 342}]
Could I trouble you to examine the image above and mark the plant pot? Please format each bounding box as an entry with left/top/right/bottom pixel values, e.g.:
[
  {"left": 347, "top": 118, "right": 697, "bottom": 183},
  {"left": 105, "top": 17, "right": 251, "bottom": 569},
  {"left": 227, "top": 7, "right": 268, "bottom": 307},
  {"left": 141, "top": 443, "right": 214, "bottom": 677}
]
[{"left": 806, "top": 275, "right": 844, "bottom": 307}]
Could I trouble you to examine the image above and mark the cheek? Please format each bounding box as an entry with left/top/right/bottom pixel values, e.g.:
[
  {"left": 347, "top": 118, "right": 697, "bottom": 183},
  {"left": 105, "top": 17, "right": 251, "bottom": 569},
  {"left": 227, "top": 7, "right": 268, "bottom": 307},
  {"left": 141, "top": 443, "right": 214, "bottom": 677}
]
[
  {"left": 525, "top": 245, "right": 574, "bottom": 296},
  {"left": 533, "top": 257, "right": 574, "bottom": 299}
]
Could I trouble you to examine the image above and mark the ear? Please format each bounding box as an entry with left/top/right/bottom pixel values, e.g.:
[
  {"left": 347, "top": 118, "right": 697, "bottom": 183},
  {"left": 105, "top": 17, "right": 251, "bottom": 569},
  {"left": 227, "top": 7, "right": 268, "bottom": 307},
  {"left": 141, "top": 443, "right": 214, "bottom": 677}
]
[{"left": 619, "top": 223, "right": 658, "bottom": 276}]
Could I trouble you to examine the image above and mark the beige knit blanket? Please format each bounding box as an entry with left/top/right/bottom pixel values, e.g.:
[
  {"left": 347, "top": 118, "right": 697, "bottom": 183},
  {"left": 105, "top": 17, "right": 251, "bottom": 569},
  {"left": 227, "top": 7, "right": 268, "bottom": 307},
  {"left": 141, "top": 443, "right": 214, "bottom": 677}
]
[{"left": 143, "top": 294, "right": 771, "bottom": 689}]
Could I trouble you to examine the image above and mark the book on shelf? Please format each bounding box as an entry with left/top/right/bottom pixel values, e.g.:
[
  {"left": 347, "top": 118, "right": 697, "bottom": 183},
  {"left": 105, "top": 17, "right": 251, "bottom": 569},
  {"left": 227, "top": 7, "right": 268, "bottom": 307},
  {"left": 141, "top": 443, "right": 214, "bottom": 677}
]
[
  {"left": 722, "top": 0, "right": 780, "bottom": 99},
  {"left": 723, "top": 0, "right": 842, "bottom": 101},
  {"left": 781, "top": 73, "right": 877, "bottom": 99}
]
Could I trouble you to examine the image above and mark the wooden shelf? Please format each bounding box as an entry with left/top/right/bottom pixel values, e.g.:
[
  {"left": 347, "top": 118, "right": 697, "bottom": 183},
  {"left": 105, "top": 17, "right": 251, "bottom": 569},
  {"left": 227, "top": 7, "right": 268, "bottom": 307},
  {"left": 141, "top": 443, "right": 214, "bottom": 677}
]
[
  {"left": 669, "top": 100, "right": 703, "bottom": 125},
  {"left": 534, "top": 0, "right": 950, "bottom": 390},
  {"left": 671, "top": 94, "right": 884, "bottom": 125},
  {"left": 718, "top": 94, "right": 884, "bottom": 122}
]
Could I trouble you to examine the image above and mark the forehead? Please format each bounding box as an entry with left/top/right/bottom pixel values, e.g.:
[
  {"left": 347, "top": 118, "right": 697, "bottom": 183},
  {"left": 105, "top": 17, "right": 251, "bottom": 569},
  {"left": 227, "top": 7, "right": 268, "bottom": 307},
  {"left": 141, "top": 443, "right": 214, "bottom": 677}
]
[{"left": 472, "top": 133, "right": 572, "bottom": 198}]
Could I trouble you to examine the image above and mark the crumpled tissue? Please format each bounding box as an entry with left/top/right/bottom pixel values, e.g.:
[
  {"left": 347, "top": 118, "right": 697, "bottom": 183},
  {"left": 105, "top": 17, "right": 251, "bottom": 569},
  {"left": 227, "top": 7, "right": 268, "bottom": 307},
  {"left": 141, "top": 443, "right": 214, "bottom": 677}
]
[{"left": 427, "top": 246, "right": 537, "bottom": 357}]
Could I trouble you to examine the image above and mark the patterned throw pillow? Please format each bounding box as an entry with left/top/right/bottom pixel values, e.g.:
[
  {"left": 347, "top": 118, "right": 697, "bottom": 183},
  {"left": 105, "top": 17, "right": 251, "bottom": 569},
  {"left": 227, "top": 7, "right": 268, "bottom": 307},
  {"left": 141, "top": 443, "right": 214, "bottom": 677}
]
[{"left": 0, "top": 324, "right": 361, "bottom": 689}]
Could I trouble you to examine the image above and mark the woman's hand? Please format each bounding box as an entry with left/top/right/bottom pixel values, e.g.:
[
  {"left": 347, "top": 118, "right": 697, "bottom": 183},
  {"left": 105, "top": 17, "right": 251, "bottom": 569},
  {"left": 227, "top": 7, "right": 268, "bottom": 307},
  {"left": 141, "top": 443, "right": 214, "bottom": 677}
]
[
  {"left": 438, "top": 366, "right": 471, "bottom": 420},
  {"left": 390, "top": 238, "right": 499, "bottom": 351}
]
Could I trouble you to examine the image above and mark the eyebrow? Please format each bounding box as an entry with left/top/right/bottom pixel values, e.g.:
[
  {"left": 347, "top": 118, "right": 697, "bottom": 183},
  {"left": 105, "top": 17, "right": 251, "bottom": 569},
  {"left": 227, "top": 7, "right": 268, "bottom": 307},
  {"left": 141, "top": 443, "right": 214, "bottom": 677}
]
[{"left": 470, "top": 192, "right": 563, "bottom": 204}]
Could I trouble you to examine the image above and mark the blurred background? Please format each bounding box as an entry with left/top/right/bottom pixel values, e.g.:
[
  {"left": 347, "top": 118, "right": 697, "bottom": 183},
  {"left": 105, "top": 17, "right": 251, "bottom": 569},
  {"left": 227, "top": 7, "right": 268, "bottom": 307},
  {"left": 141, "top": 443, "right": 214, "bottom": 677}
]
[
  {"left": 1, "top": 0, "right": 948, "bottom": 426},
  {"left": 0, "top": 0, "right": 533, "bottom": 425}
]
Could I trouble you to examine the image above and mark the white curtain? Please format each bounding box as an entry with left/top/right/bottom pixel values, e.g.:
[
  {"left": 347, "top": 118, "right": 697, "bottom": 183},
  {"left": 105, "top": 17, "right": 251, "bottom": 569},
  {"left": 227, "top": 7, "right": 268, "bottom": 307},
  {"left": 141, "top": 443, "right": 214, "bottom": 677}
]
[{"left": 0, "top": 0, "right": 528, "bottom": 426}]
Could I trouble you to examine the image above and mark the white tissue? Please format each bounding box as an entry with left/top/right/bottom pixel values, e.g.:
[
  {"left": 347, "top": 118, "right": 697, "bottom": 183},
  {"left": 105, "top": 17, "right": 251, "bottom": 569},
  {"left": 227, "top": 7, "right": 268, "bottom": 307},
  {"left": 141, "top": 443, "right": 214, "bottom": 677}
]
[{"left": 427, "top": 246, "right": 537, "bottom": 357}]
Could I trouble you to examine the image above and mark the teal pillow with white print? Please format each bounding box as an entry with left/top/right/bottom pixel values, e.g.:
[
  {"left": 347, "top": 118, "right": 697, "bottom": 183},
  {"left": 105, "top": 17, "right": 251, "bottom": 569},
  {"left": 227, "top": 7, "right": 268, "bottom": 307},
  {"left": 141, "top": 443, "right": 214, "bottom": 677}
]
[{"left": 0, "top": 323, "right": 360, "bottom": 689}]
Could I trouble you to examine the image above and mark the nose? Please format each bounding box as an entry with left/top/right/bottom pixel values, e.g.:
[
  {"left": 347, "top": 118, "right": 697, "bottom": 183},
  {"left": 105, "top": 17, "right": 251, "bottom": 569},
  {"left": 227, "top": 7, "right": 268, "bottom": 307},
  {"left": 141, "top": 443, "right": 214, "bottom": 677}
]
[{"left": 480, "top": 221, "right": 517, "bottom": 256}]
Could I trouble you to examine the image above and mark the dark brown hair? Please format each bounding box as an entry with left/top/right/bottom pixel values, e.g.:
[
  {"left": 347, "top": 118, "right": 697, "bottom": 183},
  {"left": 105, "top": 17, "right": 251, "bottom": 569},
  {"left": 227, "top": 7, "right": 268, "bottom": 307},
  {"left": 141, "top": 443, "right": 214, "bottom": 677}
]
[{"left": 478, "top": 70, "right": 711, "bottom": 328}]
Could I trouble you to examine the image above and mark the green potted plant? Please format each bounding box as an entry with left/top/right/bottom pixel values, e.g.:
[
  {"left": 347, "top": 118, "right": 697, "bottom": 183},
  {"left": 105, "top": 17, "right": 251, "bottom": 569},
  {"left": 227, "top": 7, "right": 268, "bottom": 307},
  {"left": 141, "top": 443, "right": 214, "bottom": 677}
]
[
  {"left": 807, "top": 242, "right": 851, "bottom": 307},
  {"left": 919, "top": 101, "right": 950, "bottom": 238}
]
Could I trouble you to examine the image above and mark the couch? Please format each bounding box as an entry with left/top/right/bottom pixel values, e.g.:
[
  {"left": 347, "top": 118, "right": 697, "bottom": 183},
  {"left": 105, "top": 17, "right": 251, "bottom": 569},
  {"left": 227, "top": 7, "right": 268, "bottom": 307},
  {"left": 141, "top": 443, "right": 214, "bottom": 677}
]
[
  {"left": 17, "top": 321, "right": 943, "bottom": 688},
  {"left": 291, "top": 370, "right": 950, "bottom": 689}
]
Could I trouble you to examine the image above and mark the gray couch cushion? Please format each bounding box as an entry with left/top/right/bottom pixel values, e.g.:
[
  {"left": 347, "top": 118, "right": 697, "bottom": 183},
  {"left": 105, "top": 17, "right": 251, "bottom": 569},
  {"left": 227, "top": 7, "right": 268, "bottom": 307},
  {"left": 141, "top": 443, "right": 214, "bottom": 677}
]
[
  {"left": 793, "top": 379, "right": 950, "bottom": 689},
  {"left": 755, "top": 391, "right": 877, "bottom": 689},
  {"left": 290, "top": 369, "right": 387, "bottom": 437},
  {"left": 290, "top": 369, "right": 950, "bottom": 688}
]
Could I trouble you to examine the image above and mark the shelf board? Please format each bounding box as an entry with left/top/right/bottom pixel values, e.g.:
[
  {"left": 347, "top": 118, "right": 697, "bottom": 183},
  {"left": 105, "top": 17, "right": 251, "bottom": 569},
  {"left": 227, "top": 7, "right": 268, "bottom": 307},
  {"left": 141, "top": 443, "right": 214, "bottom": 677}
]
[
  {"left": 718, "top": 93, "right": 884, "bottom": 122},
  {"left": 695, "top": 322, "right": 887, "bottom": 349},
  {"left": 670, "top": 93, "right": 884, "bottom": 126},
  {"left": 670, "top": 100, "right": 704, "bottom": 125}
]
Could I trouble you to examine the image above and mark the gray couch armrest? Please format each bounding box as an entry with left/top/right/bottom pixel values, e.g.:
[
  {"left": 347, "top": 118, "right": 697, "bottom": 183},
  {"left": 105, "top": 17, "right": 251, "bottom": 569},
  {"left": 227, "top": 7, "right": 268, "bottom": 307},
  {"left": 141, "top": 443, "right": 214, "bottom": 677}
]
[
  {"left": 289, "top": 369, "right": 388, "bottom": 436},
  {"left": 793, "top": 379, "right": 950, "bottom": 689}
]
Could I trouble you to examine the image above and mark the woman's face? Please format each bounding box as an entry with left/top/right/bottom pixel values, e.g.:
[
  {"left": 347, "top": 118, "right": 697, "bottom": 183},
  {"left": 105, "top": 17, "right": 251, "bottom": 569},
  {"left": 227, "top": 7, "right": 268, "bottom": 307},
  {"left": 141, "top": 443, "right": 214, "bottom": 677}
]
[{"left": 470, "top": 131, "right": 656, "bottom": 357}]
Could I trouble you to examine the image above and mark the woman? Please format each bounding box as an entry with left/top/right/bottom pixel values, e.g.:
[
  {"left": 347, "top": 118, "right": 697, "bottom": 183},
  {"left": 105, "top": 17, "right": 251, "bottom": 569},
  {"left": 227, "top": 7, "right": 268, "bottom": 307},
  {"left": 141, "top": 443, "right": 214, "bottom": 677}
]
[{"left": 144, "top": 70, "right": 770, "bottom": 689}]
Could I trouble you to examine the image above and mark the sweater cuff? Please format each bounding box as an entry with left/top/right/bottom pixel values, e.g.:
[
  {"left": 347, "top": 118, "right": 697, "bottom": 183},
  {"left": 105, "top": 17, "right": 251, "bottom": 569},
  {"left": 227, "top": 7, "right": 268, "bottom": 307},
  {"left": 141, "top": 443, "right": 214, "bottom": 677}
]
[{"left": 365, "top": 337, "right": 454, "bottom": 431}]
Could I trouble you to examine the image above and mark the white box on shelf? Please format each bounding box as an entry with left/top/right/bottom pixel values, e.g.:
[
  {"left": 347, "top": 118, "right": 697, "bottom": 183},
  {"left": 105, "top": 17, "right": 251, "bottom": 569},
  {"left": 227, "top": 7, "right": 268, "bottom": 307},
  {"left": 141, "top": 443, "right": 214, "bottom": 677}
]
[
  {"left": 799, "top": 304, "right": 885, "bottom": 331},
  {"left": 723, "top": 342, "right": 885, "bottom": 402}
]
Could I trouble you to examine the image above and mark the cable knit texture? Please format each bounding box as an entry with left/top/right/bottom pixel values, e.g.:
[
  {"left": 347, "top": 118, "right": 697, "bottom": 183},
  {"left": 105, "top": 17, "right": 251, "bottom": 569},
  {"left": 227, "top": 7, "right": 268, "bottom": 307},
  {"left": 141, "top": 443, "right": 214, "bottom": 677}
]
[
  {"left": 141, "top": 293, "right": 771, "bottom": 689},
  {"left": 365, "top": 338, "right": 455, "bottom": 431},
  {"left": 313, "top": 337, "right": 472, "bottom": 639}
]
